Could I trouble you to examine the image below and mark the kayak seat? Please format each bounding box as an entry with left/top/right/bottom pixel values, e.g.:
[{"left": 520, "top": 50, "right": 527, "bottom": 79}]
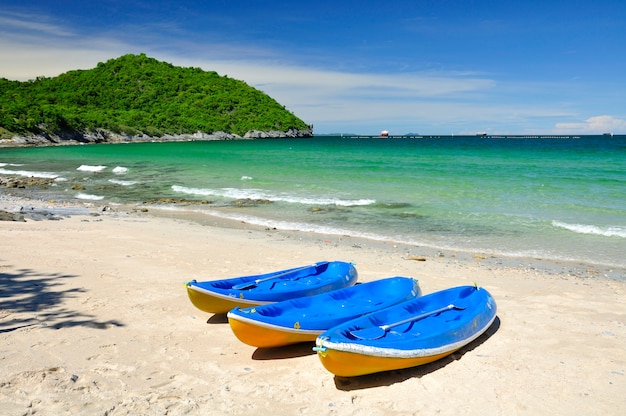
[
  {"left": 290, "top": 298, "right": 313, "bottom": 308},
  {"left": 256, "top": 305, "right": 283, "bottom": 317},
  {"left": 210, "top": 281, "right": 235, "bottom": 289},
  {"left": 329, "top": 291, "right": 355, "bottom": 301}
]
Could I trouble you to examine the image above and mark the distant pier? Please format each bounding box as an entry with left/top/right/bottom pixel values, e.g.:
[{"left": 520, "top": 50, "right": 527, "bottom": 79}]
[{"left": 337, "top": 134, "right": 589, "bottom": 139}]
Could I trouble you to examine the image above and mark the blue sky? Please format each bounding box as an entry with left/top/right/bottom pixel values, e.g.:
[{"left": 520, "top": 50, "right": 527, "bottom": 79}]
[{"left": 1, "top": 0, "right": 625, "bottom": 135}]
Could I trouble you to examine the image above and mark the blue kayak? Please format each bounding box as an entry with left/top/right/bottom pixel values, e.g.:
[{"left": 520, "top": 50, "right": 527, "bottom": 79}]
[
  {"left": 185, "top": 261, "right": 357, "bottom": 314},
  {"left": 314, "top": 285, "right": 497, "bottom": 377},
  {"left": 227, "top": 277, "right": 421, "bottom": 347}
]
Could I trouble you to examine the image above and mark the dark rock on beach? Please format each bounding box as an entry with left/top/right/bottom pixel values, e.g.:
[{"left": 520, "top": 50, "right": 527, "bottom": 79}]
[
  {"left": 18, "top": 206, "right": 65, "bottom": 221},
  {"left": 0, "top": 176, "right": 56, "bottom": 188},
  {"left": 233, "top": 198, "right": 273, "bottom": 207},
  {"left": 0, "top": 204, "right": 95, "bottom": 221},
  {"left": 142, "top": 198, "right": 214, "bottom": 205},
  {"left": 0, "top": 209, "right": 25, "bottom": 221},
  {"left": 0, "top": 206, "right": 62, "bottom": 221}
]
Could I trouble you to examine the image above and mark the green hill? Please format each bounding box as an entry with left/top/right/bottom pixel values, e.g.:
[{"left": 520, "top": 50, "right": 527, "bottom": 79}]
[{"left": 0, "top": 54, "right": 312, "bottom": 143}]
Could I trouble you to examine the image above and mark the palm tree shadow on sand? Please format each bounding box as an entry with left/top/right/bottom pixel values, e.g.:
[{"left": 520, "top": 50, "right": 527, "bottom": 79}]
[
  {"left": 0, "top": 266, "right": 124, "bottom": 332},
  {"left": 332, "top": 317, "right": 501, "bottom": 390}
]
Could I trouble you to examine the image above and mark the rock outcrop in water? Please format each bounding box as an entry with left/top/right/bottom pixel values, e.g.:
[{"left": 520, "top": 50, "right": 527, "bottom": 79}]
[
  {"left": 0, "top": 176, "right": 56, "bottom": 188},
  {"left": 3, "top": 127, "right": 313, "bottom": 147}
]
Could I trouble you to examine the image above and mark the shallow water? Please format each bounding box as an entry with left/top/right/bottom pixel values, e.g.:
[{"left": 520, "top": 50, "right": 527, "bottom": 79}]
[{"left": 1, "top": 135, "right": 625, "bottom": 272}]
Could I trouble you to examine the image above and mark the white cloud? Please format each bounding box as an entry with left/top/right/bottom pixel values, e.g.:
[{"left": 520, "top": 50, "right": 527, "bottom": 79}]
[
  {"left": 160, "top": 56, "right": 500, "bottom": 133},
  {"left": 0, "top": 11, "right": 74, "bottom": 37},
  {"left": 0, "top": 38, "right": 129, "bottom": 80},
  {"left": 0, "top": 10, "right": 132, "bottom": 81},
  {"left": 555, "top": 116, "right": 626, "bottom": 134}
]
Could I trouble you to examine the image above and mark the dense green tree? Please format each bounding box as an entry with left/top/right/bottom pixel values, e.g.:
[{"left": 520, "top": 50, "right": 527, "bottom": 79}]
[{"left": 0, "top": 54, "right": 311, "bottom": 140}]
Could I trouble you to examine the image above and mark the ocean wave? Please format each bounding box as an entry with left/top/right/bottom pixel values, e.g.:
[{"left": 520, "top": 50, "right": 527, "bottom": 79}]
[
  {"left": 112, "top": 166, "right": 129, "bottom": 174},
  {"left": 108, "top": 179, "right": 138, "bottom": 186},
  {"left": 0, "top": 168, "right": 59, "bottom": 178},
  {"left": 171, "top": 185, "right": 375, "bottom": 206},
  {"left": 552, "top": 221, "right": 626, "bottom": 238},
  {"left": 241, "top": 176, "right": 253, "bottom": 180},
  {"left": 75, "top": 193, "right": 105, "bottom": 200},
  {"left": 77, "top": 165, "right": 107, "bottom": 172}
]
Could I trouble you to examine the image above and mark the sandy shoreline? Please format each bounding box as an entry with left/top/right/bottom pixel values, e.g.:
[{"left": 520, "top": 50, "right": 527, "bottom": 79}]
[{"left": 1, "top": 198, "right": 625, "bottom": 415}]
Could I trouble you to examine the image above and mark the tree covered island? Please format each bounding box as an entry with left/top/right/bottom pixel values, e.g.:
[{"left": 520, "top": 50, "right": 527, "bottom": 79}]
[{"left": 0, "top": 54, "right": 313, "bottom": 146}]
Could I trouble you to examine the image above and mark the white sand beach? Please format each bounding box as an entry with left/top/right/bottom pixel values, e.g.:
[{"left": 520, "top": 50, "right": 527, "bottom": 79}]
[{"left": 1, "top": 200, "right": 624, "bottom": 415}]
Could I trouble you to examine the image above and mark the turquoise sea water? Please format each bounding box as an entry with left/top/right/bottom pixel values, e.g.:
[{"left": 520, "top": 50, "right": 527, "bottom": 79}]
[{"left": 1, "top": 136, "right": 625, "bottom": 272}]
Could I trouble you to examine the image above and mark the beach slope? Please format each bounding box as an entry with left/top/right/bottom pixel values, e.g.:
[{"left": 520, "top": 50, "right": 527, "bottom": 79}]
[{"left": 1, "top": 204, "right": 624, "bottom": 415}]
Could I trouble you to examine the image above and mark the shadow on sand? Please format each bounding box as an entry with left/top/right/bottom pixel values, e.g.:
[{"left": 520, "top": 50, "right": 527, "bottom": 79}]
[
  {"left": 252, "top": 342, "right": 317, "bottom": 360},
  {"left": 206, "top": 313, "right": 229, "bottom": 324},
  {"left": 0, "top": 266, "right": 124, "bottom": 332}
]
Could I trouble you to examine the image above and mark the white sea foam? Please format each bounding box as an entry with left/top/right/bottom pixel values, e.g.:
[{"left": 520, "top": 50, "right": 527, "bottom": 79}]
[
  {"left": 108, "top": 179, "right": 138, "bottom": 186},
  {"left": 75, "top": 193, "right": 105, "bottom": 200},
  {"left": 77, "top": 165, "right": 107, "bottom": 172},
  {"left": 171, "top": 185, "right": 375, "bottom": 206},
  {"left": 552, "top": 221, "right": 626, "bottom": 238},
  {"left": 241, "top": 176, "right": 253, "bottom": 180},
  {"left": 0, "top": 168, "right": 59, "bottom": 178},
  {"left": 112, "top": 166, "right": 129, "bottom": 174},
  {"left": 156, "top": 206, "right": 382, "bottom": 239}
]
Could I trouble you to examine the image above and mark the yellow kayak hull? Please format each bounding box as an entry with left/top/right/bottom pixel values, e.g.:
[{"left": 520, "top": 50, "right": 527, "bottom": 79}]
[
  {"left": 316, "top": 348, "right": 456, "bottom": 377},
  {"left": 186, "top": 285, "right": 265, "bottom": 314},
  {"left": 228, "top": 315, "right": 319, "bottom": 348}
]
